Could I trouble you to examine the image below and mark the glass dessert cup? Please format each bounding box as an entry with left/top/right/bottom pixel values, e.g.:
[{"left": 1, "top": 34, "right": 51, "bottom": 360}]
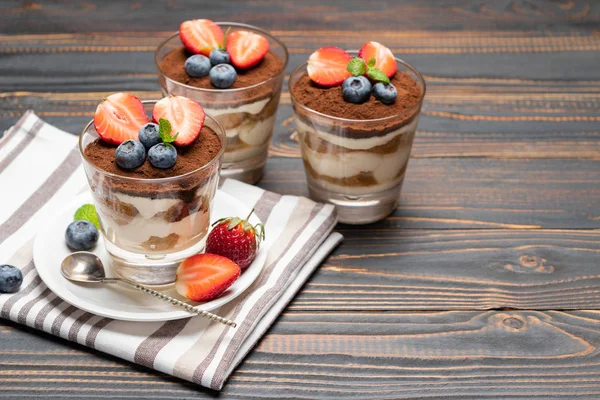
[
  {"left": 79, "top": 101, "right": 226, "bottom": 285},
  {"left": 155, "top": 22, "right": 289, "bottom": 184},
  {"left": 289, "top": 56, "right": 426, "bottom": 225}
]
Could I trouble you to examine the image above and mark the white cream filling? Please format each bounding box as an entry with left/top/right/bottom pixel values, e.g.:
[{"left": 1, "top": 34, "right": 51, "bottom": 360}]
[
  {"left": 239, "top": 115, "right": 276, "bottom": 146},
  {"left": 113, "top": 211, "right": 208, "bottom": 244},
  {"left": 295, "top": 116, "right": 418, "bottom": 150},
  {"left": 224, "top": 141, "right": 269, "bottom": 163},
  {"left": 113, "top": 192, "right": 180, "bottom": 219},
  {"left": 102, "top": 210, "right": 210, "bottom": 251},
  {"left": 303, "top": 145, "right": 411, "bottom": 181},
  {"left": 205, "top": 97, "right": 270, "bottom": 117}
]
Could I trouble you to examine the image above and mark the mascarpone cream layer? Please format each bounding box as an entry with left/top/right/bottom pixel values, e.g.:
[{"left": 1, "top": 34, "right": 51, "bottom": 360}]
[
  {"left": 109, "top": 210, "right": 209, "bottom": 246},
  {"left": 303, "top": 145, "right": 411, "bottom": 182},
  {"left": 295, "top": 116, "right": 418, "bottom": 151},
  {"left": 224, "top": 141, "right": 269, "bottom": 163},
  {"left": 113, "top": 192, "right": 180, "bottom": 219},
  {"left": 205, "top": 97, "right": 270, "bottom": 118}
]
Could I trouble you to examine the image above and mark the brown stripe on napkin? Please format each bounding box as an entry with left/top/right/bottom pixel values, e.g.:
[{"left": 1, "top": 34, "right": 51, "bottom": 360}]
[
  {"left": 68, "top": 312, "right": 95, "bottom": 341},
  {"left": 50, "top": 305, "right": 79, "bottom": 336},
  {"left": 253, "top": 191, "right": 281, "bottom": 222},
  {"left": 0, "top": 119, "right": 43, "bottom": 173},
  {"left": 85, "top": 318, "right": 113, "bottom": 348},
  {"left": 0, "top": 145, "right": 81, "bottom": 243},
  {"left": 0, "top": 110, "right": 31, "bottom": 151},
  {"left": 34, "top": 295, "right": 63, "bottom": 330},
  {"left": 133, "top": 318, "right": 191, "bottom": 367},
  {"left": 16, "top": 287, "right": 52, "bottom": 324}
]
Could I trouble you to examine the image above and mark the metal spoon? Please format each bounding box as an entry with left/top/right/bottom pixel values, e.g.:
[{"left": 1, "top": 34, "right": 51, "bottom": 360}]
[{"left": 61, "top": 252, "right": 236, "bottom": 328}]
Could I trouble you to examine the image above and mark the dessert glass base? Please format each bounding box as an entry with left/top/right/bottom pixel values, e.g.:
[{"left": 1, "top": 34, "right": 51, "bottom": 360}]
[
  {"left": 103, "top": 234, "right": 208, "bottom": 285},
  {"left": 289, "top": 55, "right": 425, "bottom": 225},
  {"left": 307, "top": 183, "right": 403, "bottom": 225},
  {"left": 155, "top": 23, "right": 288, "bottom": 184},
  {"left": 79, "top": 101, "right": 225, "bottom": 285}
]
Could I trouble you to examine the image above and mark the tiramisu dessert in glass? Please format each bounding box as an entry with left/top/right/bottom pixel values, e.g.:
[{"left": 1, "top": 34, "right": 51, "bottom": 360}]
[
  {"left": 289, "top": 42, "right": 425, "bottom": 224},
  {"left": 155, "top": 19, "right": 288, "bottom": 184},
  {"left": 79, "top": 93, "right": 225, "bottom": 284}
]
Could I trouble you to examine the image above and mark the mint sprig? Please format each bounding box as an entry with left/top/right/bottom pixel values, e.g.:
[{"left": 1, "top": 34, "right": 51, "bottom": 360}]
[
  {"left": 74, "top": 204, "right": 101, "bottom": 230},
  {"left": 346, "top": 57, "right": 390, "bottom": 84},
  {"left": 347, "top": 58, "right": 366, "bottom": 76},
  {"left": 367, "top": 68, "right": 390, "bottom": 83},
  {"left": 158, "top": 118, "right": 178, "bottom": 144}
]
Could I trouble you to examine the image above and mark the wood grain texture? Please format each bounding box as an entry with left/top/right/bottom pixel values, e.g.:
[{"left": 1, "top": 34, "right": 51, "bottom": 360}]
[
  {"left": 2, "top": 0, "right": 600, "bottom": 398},
  {"left": 5, "top": 310, "right": 600, "bottom": 399},
  {"left": 0, "top": 0, "right": 598, "bottom": 33},
  {"left": 292, "top": 229, "right": 600, "bottom": 310}
]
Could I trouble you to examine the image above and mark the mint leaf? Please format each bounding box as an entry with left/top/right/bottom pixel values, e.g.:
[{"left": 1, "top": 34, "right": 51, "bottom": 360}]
[
  {"left": 347, "top": 57, "right": 366, "bottom": 76},
  {"left": 368, "top": 57, "right": 376, "bottom": 68},
  {"left": 74, "top": 204, "right": 101, "bottom": 230},
  {"left": 158, "top": 118, "right": 179, "bottom": 144},
  {"left": 366, "top": 67, "right": 390, "bottom": 84}
]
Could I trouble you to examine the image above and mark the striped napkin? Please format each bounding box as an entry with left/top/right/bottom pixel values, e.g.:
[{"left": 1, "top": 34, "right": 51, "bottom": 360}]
[{"left": 0, "top": 111, "right": 342, "bottom": 390}]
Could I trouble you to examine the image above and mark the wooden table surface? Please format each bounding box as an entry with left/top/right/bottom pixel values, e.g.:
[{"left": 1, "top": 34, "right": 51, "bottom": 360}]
[{"left": 2, "top": 1, "right": 600, "bottom": 398}]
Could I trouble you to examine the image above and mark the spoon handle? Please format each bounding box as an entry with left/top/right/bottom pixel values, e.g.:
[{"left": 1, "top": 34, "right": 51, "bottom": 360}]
[{"left": 106, "top": 278, "right": 236, "bottom": 328}]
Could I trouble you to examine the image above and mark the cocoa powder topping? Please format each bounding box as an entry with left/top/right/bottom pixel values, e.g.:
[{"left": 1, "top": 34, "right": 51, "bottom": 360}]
[
  {"left": 159, "top": 47, "right": 284, "bottom": 105},
  {"left": 84, "top": 125, "right": 222, "bottom": 180},
  {"left": 291, "top": 72, "right": 422, "bottom": 120}
]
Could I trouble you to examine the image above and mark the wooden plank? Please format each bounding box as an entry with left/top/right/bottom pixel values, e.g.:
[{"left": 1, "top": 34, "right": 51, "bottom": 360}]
[
  {"left": 3, "top": 30, "right": 600, "bottom": 93},
  {"left": 293, "top": 229, "right": 600, "bottom": 310},
  {"left": 0, "top": 0, "right": 598, "bottom": 33},
  {"left": 3, "top": 310, "right": 600, "bottom": 399}
]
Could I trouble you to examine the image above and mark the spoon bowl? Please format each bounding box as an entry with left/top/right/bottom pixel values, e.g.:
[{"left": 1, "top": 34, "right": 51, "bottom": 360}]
[{"left": 61, "top": 252, "right": 106, "bottom": 282}]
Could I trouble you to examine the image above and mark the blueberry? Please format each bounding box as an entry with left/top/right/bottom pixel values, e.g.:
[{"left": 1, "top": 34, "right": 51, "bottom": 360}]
[
  {"left": 0, "top": 265, "right": 23, "bottom": 293},
  {"left": 373, "top": 82, "right": 398, "bottom": 104},
  {"left": 209, "top": 49, "right": 230, "bottom": 66},
  {"left": 148, "top": 143, "right": 177, "bottom": 169},
  {"left": 342, "top": 76, "right": 372, "bottom": 104},
  {"left": 139, "top": 123, "right": 161, "bottom": 149},
  {"left": 115, "top": 140, "right": 146, "bottom": 169},
  {"left": 209, "top": 64, "right": 237, "bottom": 89},
  {"left": 185, "top": 54, "right": 211, "bottom": 78},
  {"left": 65, "top": 220, "right": 99, "bottom": 251}
]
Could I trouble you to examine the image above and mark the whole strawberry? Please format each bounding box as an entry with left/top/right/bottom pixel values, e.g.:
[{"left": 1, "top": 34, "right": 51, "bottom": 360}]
[{"left": 206, "top": 210, "right": 265, "bottom": 270}]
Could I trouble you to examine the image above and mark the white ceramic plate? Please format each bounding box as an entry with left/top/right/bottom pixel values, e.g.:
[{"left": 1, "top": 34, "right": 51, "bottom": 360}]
[{"left": 33, "top": 190, "right": 266, "bottom": 322}]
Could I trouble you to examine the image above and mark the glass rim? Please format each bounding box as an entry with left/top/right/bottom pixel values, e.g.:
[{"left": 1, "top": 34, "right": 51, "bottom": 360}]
[
  {"left": 78, "top": 100, "right": 226, "bottom": 183},
  {"left": 155, "top": 22, "right": 289, "bottom": 94},
  {"left": 288, "top": 52, "right": 427, "bottom": 124}
]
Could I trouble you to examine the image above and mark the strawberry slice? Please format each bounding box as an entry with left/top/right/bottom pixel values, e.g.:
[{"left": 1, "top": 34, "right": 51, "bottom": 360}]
[
  {"left": 226, "top": 30, "right": 269, "bottom": 69},
  {"left": 93, "top": 93, "right": 149, "bottom": 145},
  {"left": 358, "top": 41, "right": 397, "bottom": 78},
  {"left": 307, "top": 46, "right": 352, "bottom": 87},
  {"left": 179, "top": 19, "right": 224, "bottom": 56},
  {"left": 152, "top": 96, "right": 205, "bottom": 146},
  {"left": 175, "top": 254, "right": 241, "bottom": 302}
]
